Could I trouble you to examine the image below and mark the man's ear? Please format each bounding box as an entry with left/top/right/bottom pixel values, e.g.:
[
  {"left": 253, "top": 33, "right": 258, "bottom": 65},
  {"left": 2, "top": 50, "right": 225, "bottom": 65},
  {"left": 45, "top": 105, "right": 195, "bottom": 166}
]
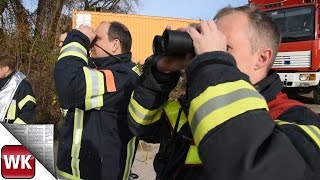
[
  {"left": 3, "top": 66, "right": 10, "bottom": 73},
  {"left": 0, "top": 65, "right": 11, "bottom": 77},
  {"left": 255, "top": 48, "right": 272, "bottom": 70},
  {"left": 112, "top": 39, "right": 121, "bottom": 53}
]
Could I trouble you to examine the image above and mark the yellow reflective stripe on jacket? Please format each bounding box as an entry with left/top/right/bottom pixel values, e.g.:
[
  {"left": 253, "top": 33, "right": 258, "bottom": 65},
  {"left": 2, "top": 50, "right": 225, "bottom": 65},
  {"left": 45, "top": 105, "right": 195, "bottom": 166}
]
[
  {"left": 122, "top": 137, "right": 137, "bottom": 180},
  {"left": 164, "top": 100, "right": 187, "bottom": 132},
  {"left": 184, "top": 145, "right": 202, "bottom": 165},
  {"left": 128, "top": 96, "right": 163, "bottom": 125},
  {"left": 83, "top": 67, "right": 104, "bottom": 110},
  {"left": 58, "top": 42, "right": 88, "bottom": 64},
  {"left": 189, "top": 80, "right": 268, "bottom": 146},
  {"left": 132, "top": 65, "right": 142, "bottom": 76},
  {"left": 18, "top": 95, "right": 36, "bottom": 110},
  {"left": 164, "top": 100, "right": 201, "bottom": 165},
  {"left": 13, "top": 118, "right": 26, "bottom": 124},
  {"left": 6, "top": 100, "right": 16, "bottom": 120},
  {"left": 56, "top": 168, "right": 83, "bottom": 180},
  {"left": 275, "top": 120, "right": 320, "bottom": 149},
  {"left": 71, "top": 108, "right": 84, "bottom": 178}
]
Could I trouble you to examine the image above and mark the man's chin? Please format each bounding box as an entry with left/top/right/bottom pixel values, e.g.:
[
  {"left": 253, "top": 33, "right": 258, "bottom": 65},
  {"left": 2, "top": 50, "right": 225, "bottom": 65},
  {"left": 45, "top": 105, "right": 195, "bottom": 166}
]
[
  {"left": 90, "top": 54, "right": 98, "bottom": 59},
  {"left": 91, "top": 56, "right": 106, "bottom": 61}
]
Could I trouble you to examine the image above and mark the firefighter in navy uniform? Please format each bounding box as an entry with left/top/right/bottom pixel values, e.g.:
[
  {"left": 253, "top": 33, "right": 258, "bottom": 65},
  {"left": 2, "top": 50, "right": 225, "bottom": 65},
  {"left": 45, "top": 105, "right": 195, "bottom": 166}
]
[
  {"left": 54, "top": 22, "right": 140, "bottom": 180},
  {"left": 128, "top": 5, "right": 320, "bottom": 180},
  {"left": 0, "top": 52, "right": 36, "bottom": 124}
]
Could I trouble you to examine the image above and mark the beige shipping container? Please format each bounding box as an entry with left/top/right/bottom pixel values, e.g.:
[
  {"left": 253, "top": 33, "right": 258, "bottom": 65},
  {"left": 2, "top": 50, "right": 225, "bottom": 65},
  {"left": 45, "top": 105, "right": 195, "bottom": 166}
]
[{"left": 72, "top": 10, "right": 200, "bottom": 63}]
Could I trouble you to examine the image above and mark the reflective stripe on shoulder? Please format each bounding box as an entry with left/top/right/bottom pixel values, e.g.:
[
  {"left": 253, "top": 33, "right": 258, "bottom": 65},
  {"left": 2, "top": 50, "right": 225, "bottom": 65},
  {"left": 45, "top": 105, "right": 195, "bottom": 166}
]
[
  {"left": 101, "top": 70, "right": 116, "bottom": 92},
  {"left": 128, "top": 95, "right": 163, "bottom": 125},
  {"left": 71, "top": 108, "right": 84, "bottom": 178},
  {"left": 18, "top": 95, "right": 36, "bottom": 110},
  {"left": 164, "top": 100, "right": 187, "bottom": 131},
  {"left": 275, "top": 120, "right": 320, "bottom": 149},
  {"left": 83, "top": 67, "right": 104, "bottom": 110},
  {"left": 58, "top": 42, "right": 88, "bottom": 64},
  {"left": 13, "top": 118, "right": 26, "bottom": 124},
  {"left": 189, "top": 80, "right": 268, "bottom": 146}
]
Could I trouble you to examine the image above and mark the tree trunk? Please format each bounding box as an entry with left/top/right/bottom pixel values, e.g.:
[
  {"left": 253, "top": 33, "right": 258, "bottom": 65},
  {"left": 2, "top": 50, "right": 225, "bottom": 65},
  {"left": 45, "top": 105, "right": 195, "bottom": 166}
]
[
  {"left": 84, "top": 0, "right": 90, "bottom": 10},
  {"left": 10, "top": 0, "right": 30, "bottom": 34},
  {"left": 47, "top": 0, "right": 65, "bottom": 48},
  {"left": 0, "top": 0, "right": 8, "bottom": 14},
  {"left": 0, "top": 0, "right": 8, "bottom": 40},
  {"left": 10, "top": 0, "right": 30, "bottom": 60},
  {"left": 34, "top": 0, "right": 47, "bottom": 38}
]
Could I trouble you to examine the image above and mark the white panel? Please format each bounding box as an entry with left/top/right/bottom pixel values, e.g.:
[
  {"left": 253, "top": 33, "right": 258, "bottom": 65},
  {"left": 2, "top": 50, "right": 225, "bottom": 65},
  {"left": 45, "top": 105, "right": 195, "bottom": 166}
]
[{"left": 76, "top": 14, "right": 92, "bottom": 28}]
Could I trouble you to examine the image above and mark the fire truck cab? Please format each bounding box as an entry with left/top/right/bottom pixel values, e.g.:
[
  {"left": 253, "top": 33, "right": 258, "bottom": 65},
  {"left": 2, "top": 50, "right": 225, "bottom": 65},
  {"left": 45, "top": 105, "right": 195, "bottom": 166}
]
[{"left": 249, "top": 0, "right": 320, "bottom": 103}]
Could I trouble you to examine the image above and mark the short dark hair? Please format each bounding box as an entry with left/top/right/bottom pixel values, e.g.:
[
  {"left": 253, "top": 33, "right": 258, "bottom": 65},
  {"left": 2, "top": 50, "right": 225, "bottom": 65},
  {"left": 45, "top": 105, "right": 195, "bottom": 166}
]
[
  {"left": 214, "top": 4, "right": 280, "bottom": 70},
  {"left": 0, "top": 52, "right": 16, "bottom": 70},
  {"left": 108, "top": 21, "right": 132, "bottom": 53}
]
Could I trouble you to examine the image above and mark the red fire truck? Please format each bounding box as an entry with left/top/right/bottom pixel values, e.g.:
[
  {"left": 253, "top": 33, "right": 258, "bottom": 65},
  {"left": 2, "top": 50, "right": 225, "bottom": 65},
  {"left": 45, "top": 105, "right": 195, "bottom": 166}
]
[{"left": 249, "top": 0, "right": 320, "bottom": 102}]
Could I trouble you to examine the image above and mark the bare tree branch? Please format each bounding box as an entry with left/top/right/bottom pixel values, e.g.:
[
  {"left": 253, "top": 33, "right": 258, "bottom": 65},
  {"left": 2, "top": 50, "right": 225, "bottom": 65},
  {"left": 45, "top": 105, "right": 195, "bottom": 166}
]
[{"left": 109, "top": 0, "right": 121, "bottom": 10}]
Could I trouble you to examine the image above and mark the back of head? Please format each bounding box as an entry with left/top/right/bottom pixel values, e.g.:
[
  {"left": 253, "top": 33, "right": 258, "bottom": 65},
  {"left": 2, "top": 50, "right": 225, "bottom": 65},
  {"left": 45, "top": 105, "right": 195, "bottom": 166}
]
[
  {"left": 214, "top": 4, "right": 280, "bottom": 70},
  {"left": 108, "top": 21, "right": 132, "bottom": 54},
  {"left": 0, "top": 51, "right": 16, "bottom": 70}
]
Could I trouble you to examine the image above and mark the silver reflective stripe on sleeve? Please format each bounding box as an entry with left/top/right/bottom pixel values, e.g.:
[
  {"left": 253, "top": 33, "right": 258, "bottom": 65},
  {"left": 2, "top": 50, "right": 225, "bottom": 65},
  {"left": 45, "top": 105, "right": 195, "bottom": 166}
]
[{"left": 83, "top": 67, "right": 104, "bottom": 110}]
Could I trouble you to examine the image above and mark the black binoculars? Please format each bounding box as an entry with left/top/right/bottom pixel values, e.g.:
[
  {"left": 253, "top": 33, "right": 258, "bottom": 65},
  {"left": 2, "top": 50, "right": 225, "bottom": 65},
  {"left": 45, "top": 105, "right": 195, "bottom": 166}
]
[{"left": 153, "top": 29, "right": 194, "bottom": 56}]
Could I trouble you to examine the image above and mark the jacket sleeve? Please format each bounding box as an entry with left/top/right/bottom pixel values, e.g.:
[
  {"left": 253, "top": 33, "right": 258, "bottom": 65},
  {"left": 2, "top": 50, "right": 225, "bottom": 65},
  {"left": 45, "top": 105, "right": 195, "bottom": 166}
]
[
  {"left": 128, "top": 55, "right": 180, "bottom": 143},
  {"left": 13, "top": 80, "right": 36, "bottom": 124},
  {"left": 54, "top": 30, "right": 131, "bottom": 110},
  {"left": 185, "top": 51, "right": 308, "bottom": 180},
  {"left": 279, "top": 106, "right": 320, "bottom": 128}
]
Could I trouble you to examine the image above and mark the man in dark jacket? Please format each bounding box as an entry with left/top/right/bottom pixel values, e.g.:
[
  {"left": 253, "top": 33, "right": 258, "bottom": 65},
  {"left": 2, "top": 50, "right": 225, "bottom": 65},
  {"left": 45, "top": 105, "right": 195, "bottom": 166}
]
[
  {"left": 55, "top": 21, "right": 140, "bottom": 180},
  {"left": 0, "top": 52, "right": 36, "bottom": 124},
  {"left": 128, "top": 5, "right": 320, "bottom": 180}
]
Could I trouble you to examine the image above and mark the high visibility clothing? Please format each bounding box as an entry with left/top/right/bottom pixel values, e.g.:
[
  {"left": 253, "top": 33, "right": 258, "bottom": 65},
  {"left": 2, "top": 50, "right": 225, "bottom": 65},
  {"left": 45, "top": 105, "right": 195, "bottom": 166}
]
[
  {"left": 55, "top": 30, "right": 140, "bottom": 180},
  {"left": 128, "top": 52, "right": 320, "bottom": 180},
  {"left": 0, "top": 70, "right": 36, "bottom": 124}
]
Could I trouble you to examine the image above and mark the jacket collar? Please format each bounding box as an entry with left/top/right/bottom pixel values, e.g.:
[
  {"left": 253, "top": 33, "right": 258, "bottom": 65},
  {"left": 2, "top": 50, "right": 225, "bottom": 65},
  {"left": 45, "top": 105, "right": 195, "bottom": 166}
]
[
  {"left": 254, "top": 70, "right": 283, "bottom": 102},
  {"left": 92, "top": 52, "right": 132, "bottom": 69}
]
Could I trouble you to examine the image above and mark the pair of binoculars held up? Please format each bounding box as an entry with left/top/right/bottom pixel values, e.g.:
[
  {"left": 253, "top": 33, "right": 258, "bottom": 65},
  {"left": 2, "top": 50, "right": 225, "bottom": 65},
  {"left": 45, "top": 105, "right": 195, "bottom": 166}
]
[{"left": 153, "top": 29, "right": 194, "bottom": 56}]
